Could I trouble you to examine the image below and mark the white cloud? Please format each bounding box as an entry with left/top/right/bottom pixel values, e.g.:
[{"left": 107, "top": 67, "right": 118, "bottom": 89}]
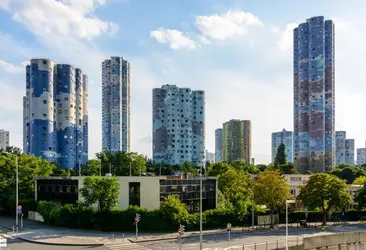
[
  {"left": 1, "top": 0, "right": 117, "bottom": 41},
  {"left": 0, "top": 59, "right": 24, "bottom": 73},
  {"left": 150, "top": 29, "right": 197, "bottom": 50},
  {"left": 195, "top": 10, "right": 264, "bottom": 40},
  {"left": 273, "top": 23, "right": 298, "bottom": 51}
]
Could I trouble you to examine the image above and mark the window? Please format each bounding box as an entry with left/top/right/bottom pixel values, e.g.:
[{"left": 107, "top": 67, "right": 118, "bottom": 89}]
[{"left": 129, "top": 182, "right": 140, "bottom": 207}]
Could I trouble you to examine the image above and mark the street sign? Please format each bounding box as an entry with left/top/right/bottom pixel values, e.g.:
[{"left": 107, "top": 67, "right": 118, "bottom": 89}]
[
  {"left": 135, "top": 213, "right": 140, "bottom": 224},
  {"left": 18, "top": 205, "right": 22, "bottom": 210},
  {"left": 227, "top": 223, "right": 232, "bottom": 229},
  {"left": 17, "top": 209, "right": 22, "bottom": 214},
  {"left": 178, "top": 228, "right": 182, "bottom": 235}
]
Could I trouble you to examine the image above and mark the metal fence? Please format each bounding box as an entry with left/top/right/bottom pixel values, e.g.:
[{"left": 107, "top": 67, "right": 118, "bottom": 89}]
[{"left": 225, "top": 236, "right": 303, "bottom": 250}]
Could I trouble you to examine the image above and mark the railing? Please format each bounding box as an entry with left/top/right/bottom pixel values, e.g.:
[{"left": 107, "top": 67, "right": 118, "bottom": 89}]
[{"left": 224, "top": 236, "right": 303, "bottom": 250}]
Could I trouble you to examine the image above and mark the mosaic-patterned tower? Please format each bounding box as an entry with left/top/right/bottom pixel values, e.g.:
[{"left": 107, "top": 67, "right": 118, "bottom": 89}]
[
  {"left": 293, "top": 16, "right": 335, "bottom": 173},
  {"left": 23, "top": 59, "right": 88, "bottom": 169},
  {"left": 102, "top": 57, "right": 131, "bottom": 152},
  {"left": 271, "top": 129, "right": 293, "bottom": 163},
  {"left": 152, "top": 85, "right": 205, "bottom": 166},
  {"left": 215, "top": 128, "right": 223, "bottom": 162},
  {"left": 222, "top": 119, "right": 251, "bottom": 163}
]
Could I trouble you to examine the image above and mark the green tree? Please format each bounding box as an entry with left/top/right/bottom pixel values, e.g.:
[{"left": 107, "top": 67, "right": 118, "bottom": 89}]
[
  {"left": 355, "top": 184, "right": 366, "bottom": 210},
  {"left": 254, "top": 170, "right": 293, "bottom": 228},
  {"left": 279, "top": 163, "right": 299, "bottom": 174},
  {"left": 330, "top": 164, "right": 366, "bottom": 184},
  {"left": 0, "top": 151, "right": 55, "bottom": 212},
  {"left": 218, "top": 167, "right": 251, "bottom": 208},
  {"left": 96, "top": 151, "right": 147, "bottom": 176},
  {"left": 353, "top": 176, "right": 366, "bottom": 185},
  {"left": 82, "top": 159, "right": 101, "bottom": 176},
  {"left": 298, "top": 173, "right": 352, "bottom": 225},
  {"left": 159, "top": 195, "right": 190, "bottom": 226},
  {"left": 207, "top": 162, "right": 231, "bottom": 176},
  {"left": 274, "top": 143, "right": 287, "bottom": 165},
  {"left": 79, "top": 176, "right": 120, "bottom": 211}
]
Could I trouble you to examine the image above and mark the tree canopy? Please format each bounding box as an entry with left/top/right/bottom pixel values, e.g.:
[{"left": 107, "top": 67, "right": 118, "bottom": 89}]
[
  {"left": 79, "top": 176, "right": 120, "bottom": 211},
  {"left": 253, "top": 170, "right": 293, "bottom": 228},
  {"left": 95, "top": 151, "right": 147, "bottom": 176},
  {"left": 329, "top": 164, "right": 366, "bottom": 184},
  {"left": 274, "top": 143, "right": 287, "bottom": 165},
  {"left": 353, "top": 176, "right": 366, "bottom": 185},
  {"left": 298, "top": 173, "right": 352, "bottom": 225}
]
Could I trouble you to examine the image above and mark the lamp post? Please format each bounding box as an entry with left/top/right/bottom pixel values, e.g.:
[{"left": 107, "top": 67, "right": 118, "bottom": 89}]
[
  {"left": 129, "top": 155, "right": 134, "bottom": 176},
  {"left": 251, "top": 174, "right": 257, "bottom": 230},
  {"left": 286, "top": 200, "right": 295, "bottom": 250},
  {"left": 15, "top": 156, "right": 18, "bottom": 227}
]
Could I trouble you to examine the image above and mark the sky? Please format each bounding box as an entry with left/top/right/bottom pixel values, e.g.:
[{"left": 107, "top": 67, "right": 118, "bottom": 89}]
[{"left": 1, "top": 0, "right": 366, "bottom": 164}]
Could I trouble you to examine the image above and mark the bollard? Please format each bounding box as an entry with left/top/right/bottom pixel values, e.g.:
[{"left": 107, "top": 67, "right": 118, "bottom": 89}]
[
  {"left": 266, "top": 241, "right": 268, "bottom": 250},
  {"left": 112, "top": 234, "right": 115, "bottom": 244},
  {"left": 277, "top": 240, "right": 279, "bottom": 249},
  {"left": 255, "top": 243, "right": 257, "bottom": 250},
  {"left": 297, "top": 237, "right": 299, "bottom": 246},
  {"left": 16, "top": 227, "right": 18, "bottom": 236},
  {"left": 123, "top": 233, "right": 125, "bottom": 243},
  {"left": 243, "top": 244, "right": 245, "bottom": 250},
  {"left": 12, "top": 226, "right": 14, "bottom": 233}
]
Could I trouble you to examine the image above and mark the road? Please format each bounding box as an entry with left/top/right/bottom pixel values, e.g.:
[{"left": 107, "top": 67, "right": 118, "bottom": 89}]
[{"left": 1, "top": 224, "right": 366, "bottom": 250}]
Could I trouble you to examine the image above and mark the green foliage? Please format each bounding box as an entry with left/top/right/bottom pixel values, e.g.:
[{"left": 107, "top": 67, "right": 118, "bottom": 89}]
[
  {"left": 82, "top": 159, "right": 101, "bottom": 176},
  {"left": 207, "top": 162, "right": 231, "bottom": 176},
  {"left": 229, "top": 159, "right": 259, "bottom": 174},
  {"left": 79, "top": 176, "right": 120, "bottom": 211},
  {"left": 0, "top": 150, "right": 55, "bottom": 214},
  {"left": 37, "top": 201, "right": 57, "bottom": 224},
  {"left": 299, "top": 173, "right": 352, "bottom": 225},
  {"left": 274, "top": 143, "right": 287, "bottom": 165},
  {"left": 254, "top": 170, "right": 293, "bottom": 228},
  {"left": 159, "top": 195, "right": 190, "bottom": 227},
  {"left": 96, "top": 151, "right": 147, "bottom": 176},
  {"left": 355, "top": 184, "right": 366, "bottom": 210},
  {"left": 354, "top": 176, "right": 366, "bottom": 185},
  {"left": 330, "top": 164, "right": 366, "bottom": 184}
]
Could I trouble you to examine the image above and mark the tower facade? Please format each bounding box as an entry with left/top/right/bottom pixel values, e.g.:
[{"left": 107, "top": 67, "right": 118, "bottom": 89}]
[
  {"left": 0, "top": 129, "right": 9, "bottom": 150},
  {"left": 215, "top": 128, "right": 223, "bottom": 162},
  {"left": 23, "top": 59, "right": 88, "bottom": 169},
  {"left": 222, "top": 119, "right": 251, "bottom": 163},
  {"left": 152, "top": 85, "right": 205, "bottom": 166},
  {"left": 345, "top": 139, "right": 355, "bottom": 165},
  {"left": 271, "top": 129, "right": 293, "bottom": 163},
  {"left": 102, "top": 57, "right": 131, "bottom": 152},
  {"left": 293, "top": 16, "right": 335, "bottom": 173}
]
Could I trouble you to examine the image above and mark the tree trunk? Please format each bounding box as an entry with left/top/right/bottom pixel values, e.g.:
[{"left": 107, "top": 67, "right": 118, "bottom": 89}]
[
  {"left": 270, "top": 210, "right": 274, "bottom": 229},
  {"left": 322, "top": 212, "right": 327, "bottom": 226}
]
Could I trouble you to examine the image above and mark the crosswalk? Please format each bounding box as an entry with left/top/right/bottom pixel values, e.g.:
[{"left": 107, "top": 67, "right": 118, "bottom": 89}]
[{"left": 105, "top": 242, "right": 151, "bottom": 250}]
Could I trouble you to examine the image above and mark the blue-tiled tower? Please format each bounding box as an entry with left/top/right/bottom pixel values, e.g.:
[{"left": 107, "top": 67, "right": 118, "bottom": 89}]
[
  {"left": 293, "top": 16, "right": 335, "bottom": 173},
  {"left": 23, "top": 59, "right": 88, "bottom": 169}
]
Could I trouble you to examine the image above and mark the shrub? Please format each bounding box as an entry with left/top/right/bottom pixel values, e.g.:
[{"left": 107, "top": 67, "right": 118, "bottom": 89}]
[{"left": 37, "top": 201, "right": 57, "bottom": 224}]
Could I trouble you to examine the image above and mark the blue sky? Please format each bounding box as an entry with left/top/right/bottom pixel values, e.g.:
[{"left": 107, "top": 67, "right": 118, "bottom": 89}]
[{"left": 1, "top": 0, "right": 366, "bottom": 164}]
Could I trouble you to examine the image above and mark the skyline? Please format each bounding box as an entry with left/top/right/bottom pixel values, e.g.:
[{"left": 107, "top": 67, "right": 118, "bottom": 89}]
[{"left": 1, "top": 1, "right": 366, "bottom": 164}]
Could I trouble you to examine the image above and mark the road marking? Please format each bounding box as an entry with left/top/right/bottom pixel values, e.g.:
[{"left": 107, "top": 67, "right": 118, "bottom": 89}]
[{"left": 105, "top": 242, "right": 151, "bottom": 250}]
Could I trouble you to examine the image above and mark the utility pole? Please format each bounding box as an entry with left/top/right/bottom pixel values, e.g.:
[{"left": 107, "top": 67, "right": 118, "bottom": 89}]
[
  {"left": 15, "top": 156, "right": 18, "bottom": 227},
  {"left": 109, "top": 162, "right": 112, "bottom": 175},
  {"left": 99, "top": 160, "right": 101, "bottom": 176}
]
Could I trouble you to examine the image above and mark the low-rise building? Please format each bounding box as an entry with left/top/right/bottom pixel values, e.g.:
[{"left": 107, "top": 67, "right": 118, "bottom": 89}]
[
  {"left": 35, "top": 176, "right": 218, "bottom": 212},
  {"left": 284, "top": 174, "right": 361, "bottom": 209}
]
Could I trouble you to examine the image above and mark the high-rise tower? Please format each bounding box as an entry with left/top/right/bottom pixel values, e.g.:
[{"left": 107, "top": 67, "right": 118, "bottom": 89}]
[
  {"left": 0, "top": 129, "right": 9, "bottom": 150},
  {"left": 271, "top": 129, "right": 293, "bottom": 163},
  {"left": 102, "top": 57, "right": 131, "bottom": 152},
  {"left": 23, "top": 59, "right": 88, "bottom": 169},
  {"left": 215, "top": 128, "right": 223, "bottom": 162},
  {"left": 222, "top": 119, "right": 251, "bottom": 163},
  {"left": 152, "top": 85, "right": 205, "bottom": 166},
  {"left": 293, "top": 16, "right": 335, "bottom": 173}
]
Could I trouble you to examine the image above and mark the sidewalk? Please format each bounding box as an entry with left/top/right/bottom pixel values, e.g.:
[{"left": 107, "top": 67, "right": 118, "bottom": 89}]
[{"left": 0, "top": 216, "right": 362, "bottom": 246}]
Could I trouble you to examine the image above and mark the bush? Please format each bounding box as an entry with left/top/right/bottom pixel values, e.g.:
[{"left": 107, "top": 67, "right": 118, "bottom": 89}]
[
  {"left": 3, "top": 197, "right": 37, "bottom": 217},
  {"left": 37, "top": 201, "right": 57, "bottom": 224}
]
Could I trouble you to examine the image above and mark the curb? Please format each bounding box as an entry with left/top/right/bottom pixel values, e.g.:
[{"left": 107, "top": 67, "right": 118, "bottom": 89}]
[
  {"left": 129, "top": 229, "right": 259, "bottom": 243},
  {"left": 0, "top": 224, "right": 14, "bottom": 231},
  {"left": 18, "top": 236, "right": 104, "bottom": 247}
]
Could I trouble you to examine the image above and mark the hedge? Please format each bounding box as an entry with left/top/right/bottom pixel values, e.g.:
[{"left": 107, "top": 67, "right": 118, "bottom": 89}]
[{"left": 37, "top": 201, "right": 366, "bottom": 232}]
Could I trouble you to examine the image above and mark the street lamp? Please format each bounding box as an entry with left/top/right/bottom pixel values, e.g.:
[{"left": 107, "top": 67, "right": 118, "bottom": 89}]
[
  {"left": 15, "top": 155, "right": 18, "bottom": 227},
  {"left": 286, "top": 200, "right": 295, "bottom": 250},
  {"left": 129, "top": 154, "right": 134, "bottom": 176},
  {"left": 251, "top": 174, "right": 257, "bottom": 230}
]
